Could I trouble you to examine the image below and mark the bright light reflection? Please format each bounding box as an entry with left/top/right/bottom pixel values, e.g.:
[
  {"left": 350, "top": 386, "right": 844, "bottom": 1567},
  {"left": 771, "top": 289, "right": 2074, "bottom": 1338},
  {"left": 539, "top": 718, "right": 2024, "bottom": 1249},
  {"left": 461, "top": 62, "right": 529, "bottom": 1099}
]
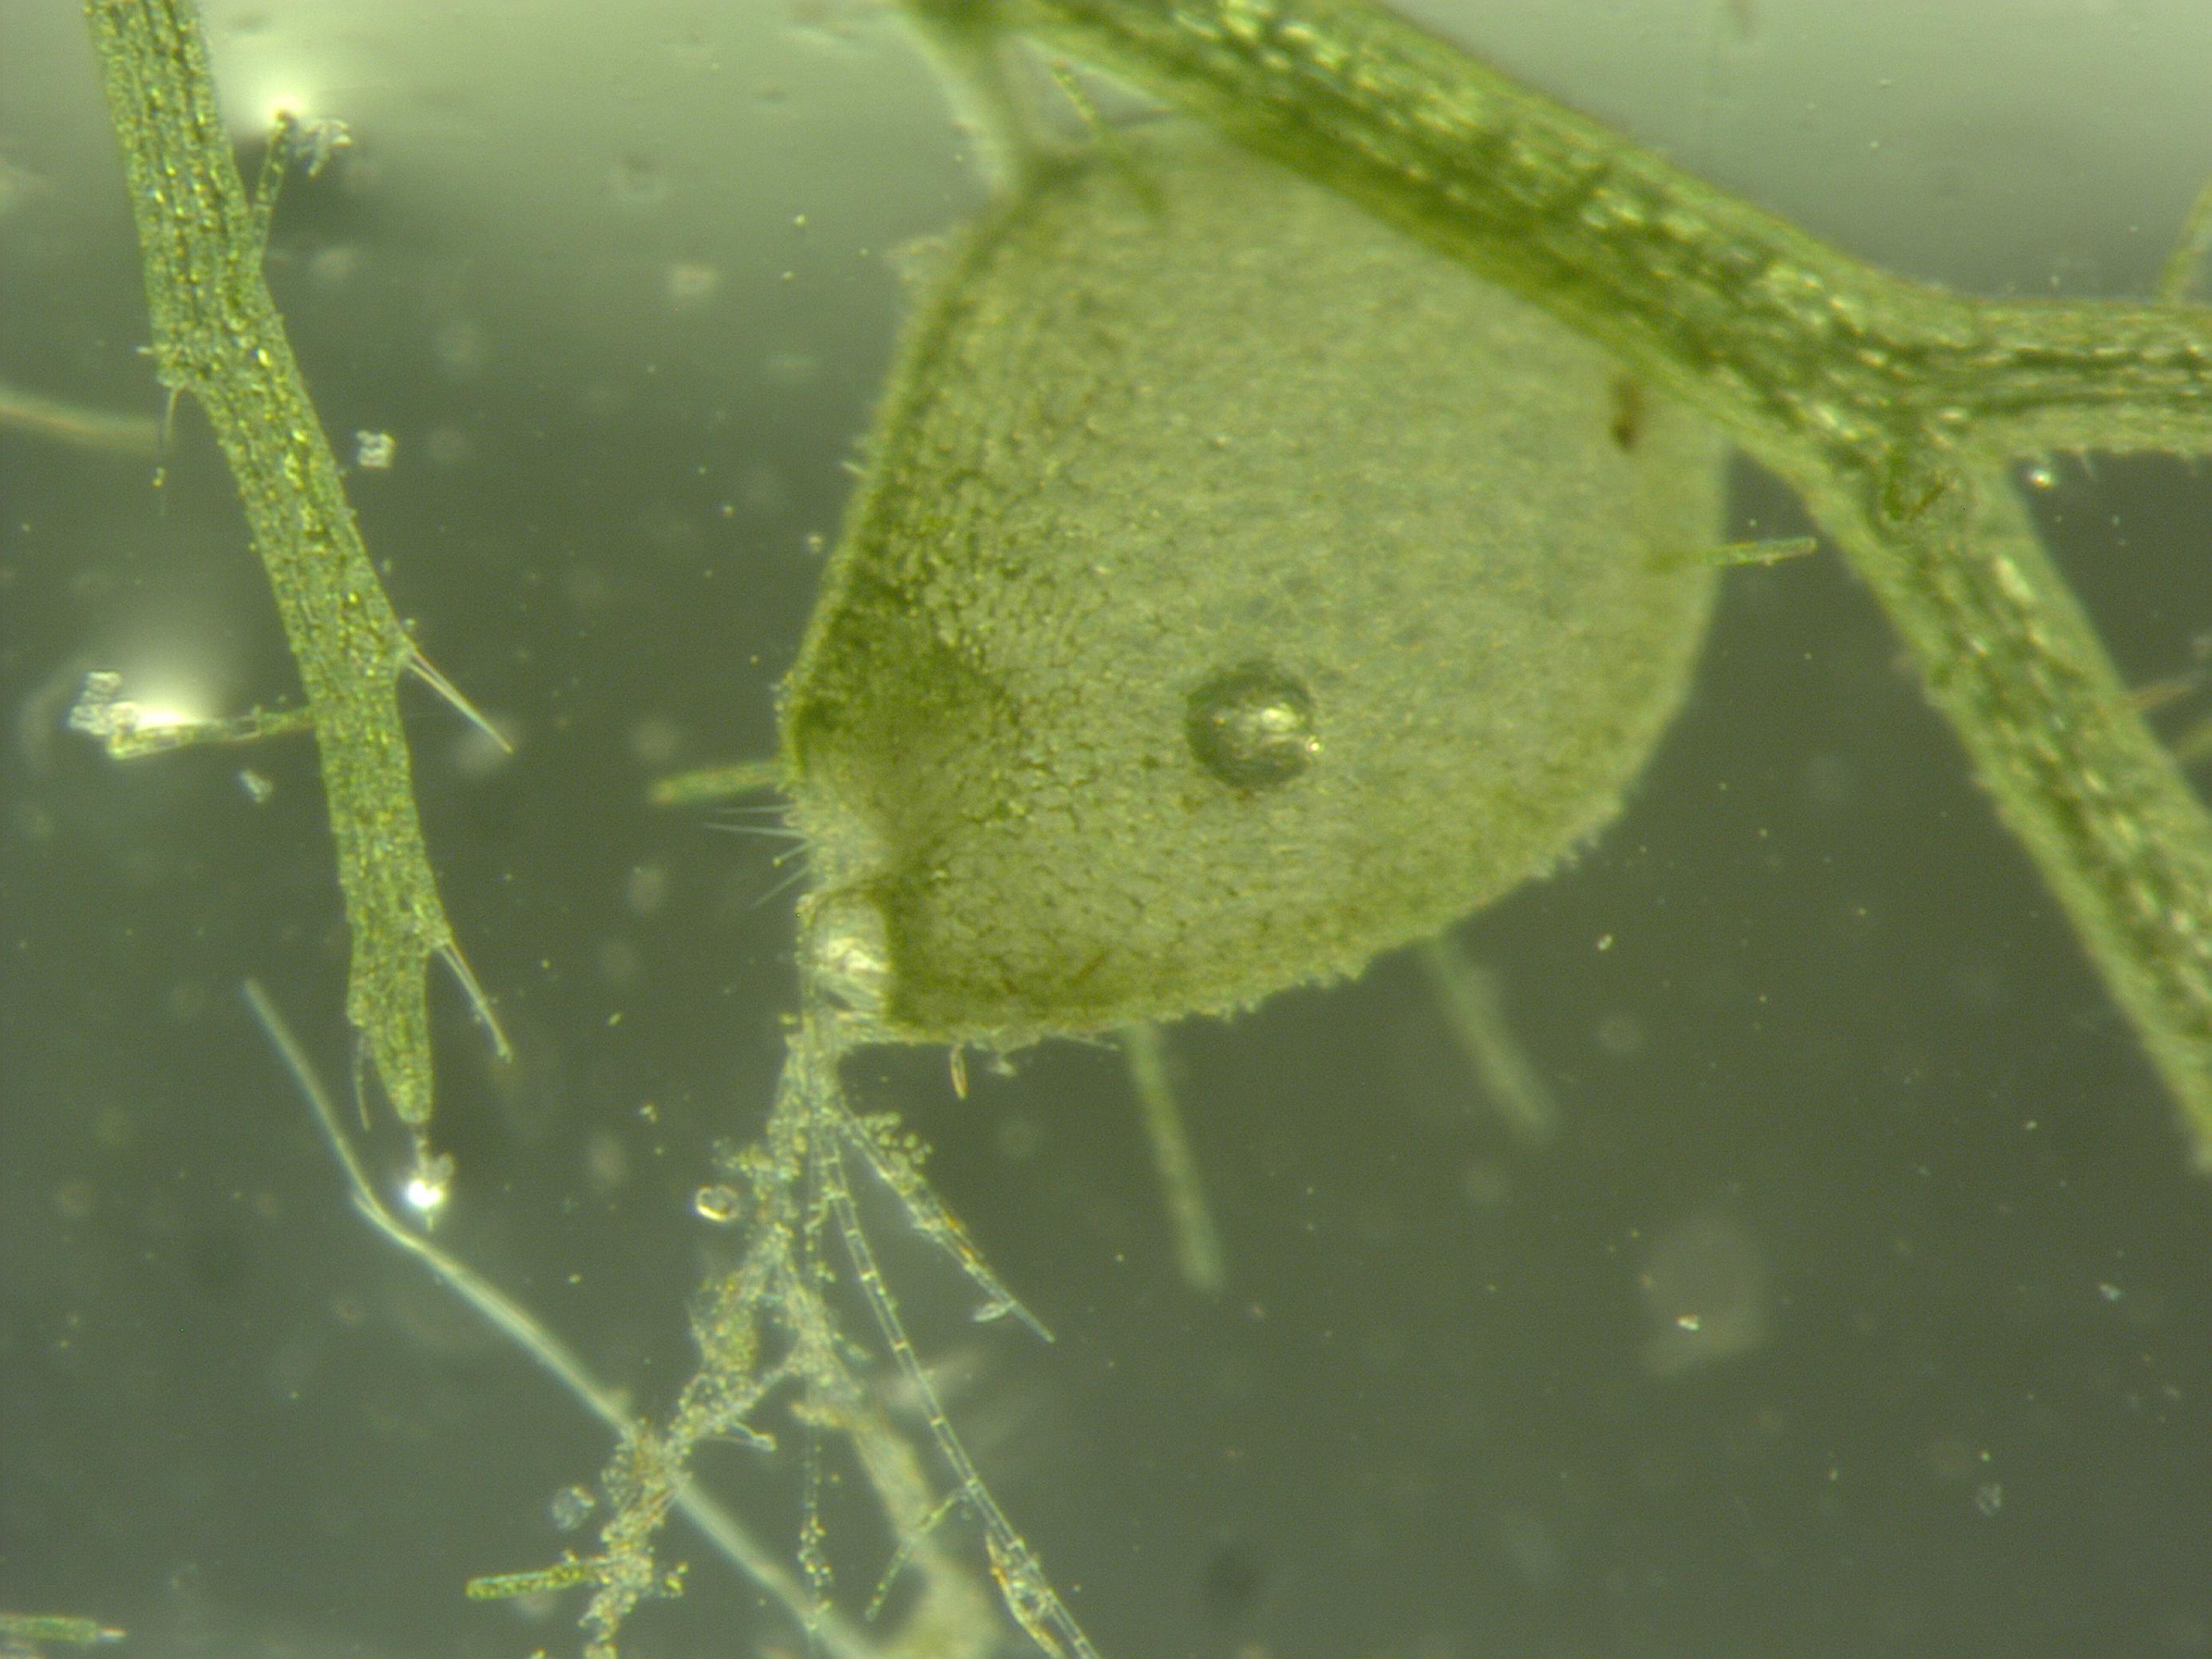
[
  {"left": 403, "top": 1166, "right": 452, "bottom": 1221},
  {"left": 127, "top": 703, "right": 203, "bottom": 734}
]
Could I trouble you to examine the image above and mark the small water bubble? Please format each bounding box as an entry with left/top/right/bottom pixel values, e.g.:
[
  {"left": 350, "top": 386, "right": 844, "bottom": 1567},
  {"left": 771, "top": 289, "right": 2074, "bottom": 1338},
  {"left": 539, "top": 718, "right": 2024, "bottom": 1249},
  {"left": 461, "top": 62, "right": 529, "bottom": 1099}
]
[
  {"left": 694, "top": 1183, "right": 744, "bottom": 1224},
  {"left": 665, "top": 259, "right": 722, "bottom": 309},
  {"left": 2023, "top": 461, "right": 2059, "bottom": 490},
  {"left": 550, "top": 1484, "right": 597, "bottom": 1532},
  {"left": 1637, "top": 1210, "right": 1770, "bottom": 1377},
  {"left": 1185, "top": 659, "right": 1320, "bottom": 791}
]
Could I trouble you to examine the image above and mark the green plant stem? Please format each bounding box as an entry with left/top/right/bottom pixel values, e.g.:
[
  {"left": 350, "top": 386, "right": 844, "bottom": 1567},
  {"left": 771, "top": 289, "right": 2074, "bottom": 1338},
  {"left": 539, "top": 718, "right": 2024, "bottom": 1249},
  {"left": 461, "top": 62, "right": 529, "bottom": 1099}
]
[
  {"left": 975, "top": 0, "right": 2212, "bottom": 1157},
  {"left": 84, "top": 0, "right": 468, "bottom": 1178}
]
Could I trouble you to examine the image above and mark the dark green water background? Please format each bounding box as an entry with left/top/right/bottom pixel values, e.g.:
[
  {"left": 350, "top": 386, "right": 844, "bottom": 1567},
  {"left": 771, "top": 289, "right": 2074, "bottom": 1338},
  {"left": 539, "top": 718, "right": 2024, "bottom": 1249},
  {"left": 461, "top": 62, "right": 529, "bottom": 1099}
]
[{"left": 4, "top": 3, "right": 2210, "bottom": 1656}]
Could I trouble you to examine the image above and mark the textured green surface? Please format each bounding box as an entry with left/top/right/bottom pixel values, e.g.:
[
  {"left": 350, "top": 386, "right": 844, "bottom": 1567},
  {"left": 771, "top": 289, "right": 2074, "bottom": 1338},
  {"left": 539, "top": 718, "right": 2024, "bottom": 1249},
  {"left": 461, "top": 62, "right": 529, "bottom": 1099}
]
[
  {"left": 84, "top": 0, "right": 465, "bottom": 1175},
  {"left": 785, "top": 127, "right": 1723, "bottom": 1044},
  {"left": 984, "top": 0, "right": 2212, "bottom": 1155}
]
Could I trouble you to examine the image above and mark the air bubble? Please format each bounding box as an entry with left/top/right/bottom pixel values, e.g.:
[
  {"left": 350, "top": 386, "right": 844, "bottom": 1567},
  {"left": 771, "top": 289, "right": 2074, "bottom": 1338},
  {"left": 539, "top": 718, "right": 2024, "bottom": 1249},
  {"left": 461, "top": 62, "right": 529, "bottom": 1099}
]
[
  {"left": 550, "top": 1483, "right": 597, "bottom": 1531},
  {"left": 693, "top": 1183, "right": 743, "bottom": 1224},
  {"left": 1185, "top": 659, "right": 1320, "bottom": 791}
]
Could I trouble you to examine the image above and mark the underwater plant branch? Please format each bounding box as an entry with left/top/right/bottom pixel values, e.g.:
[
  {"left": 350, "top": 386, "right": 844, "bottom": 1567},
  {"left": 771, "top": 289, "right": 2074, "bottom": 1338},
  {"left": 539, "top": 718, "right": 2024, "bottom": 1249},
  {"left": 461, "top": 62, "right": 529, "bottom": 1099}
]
[
  {"left": 238, "top": 979, "right": 914, "bottom": 1659},
  {"left": 0, "top": 378, "right": 160, "bottom": 455},
  {"left": 987, "top": 0, "right": 2212, "bottom": 455},
  {"left": 1945, "top": 298, "right": 2212, "bottom": 458},
  {"left": 785, "top": 1005, "right": 1101, "bottom": 1659},
  {"left": 1122, "top": 1023, "right": 1226, "bottom": 1294},
  {"left": 473, "top": 1012, "right": 1012, "bottom": 1657},
  {"left": 0, "top": 1612, "right": 125, "bottom": 1648},
  {"left": 1415, "top": 936, "right": 1563, "bottom": 1151},
  {"left": 1795, "top": 464, "right": 2212, "bottom": 1155},
  {"left": 945, "top": 0, "right": 2212, "bottom": 1157},
  {"left": 838, "top": 1103, "right": 1053, "bottom": 1338},
  {"left": 2158, "top": 174, "right": 2212, "bottom": 307},
  {"left": 83, "top": 0, "right": 484, "bottom": 1183}
]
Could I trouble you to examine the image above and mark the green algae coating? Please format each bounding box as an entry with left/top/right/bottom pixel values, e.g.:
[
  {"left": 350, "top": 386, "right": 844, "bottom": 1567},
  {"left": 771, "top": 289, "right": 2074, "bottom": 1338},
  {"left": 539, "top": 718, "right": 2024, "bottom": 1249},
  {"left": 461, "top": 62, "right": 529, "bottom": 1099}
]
[
  {"left": 784, "top": 128, "right": 1724, "bottom": 1045},
  {"left": 85, "top": 0, "right": 464, "bottom": 1172}
]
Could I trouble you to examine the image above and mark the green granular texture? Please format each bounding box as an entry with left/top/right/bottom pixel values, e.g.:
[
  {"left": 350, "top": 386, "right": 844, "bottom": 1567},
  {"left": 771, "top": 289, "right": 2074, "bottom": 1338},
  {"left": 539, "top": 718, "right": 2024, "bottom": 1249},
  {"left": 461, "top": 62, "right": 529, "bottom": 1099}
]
[{"left": 785, "top": 126, "right": 1724, "bottom": 1044}]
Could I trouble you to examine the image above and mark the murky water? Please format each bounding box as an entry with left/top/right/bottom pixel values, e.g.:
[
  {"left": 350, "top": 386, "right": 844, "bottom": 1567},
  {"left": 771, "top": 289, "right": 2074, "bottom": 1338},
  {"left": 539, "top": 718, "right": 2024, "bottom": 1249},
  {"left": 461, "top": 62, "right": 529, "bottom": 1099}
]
[{"left": 4, "top": 3, "right": 2210, "bottom": 1656}]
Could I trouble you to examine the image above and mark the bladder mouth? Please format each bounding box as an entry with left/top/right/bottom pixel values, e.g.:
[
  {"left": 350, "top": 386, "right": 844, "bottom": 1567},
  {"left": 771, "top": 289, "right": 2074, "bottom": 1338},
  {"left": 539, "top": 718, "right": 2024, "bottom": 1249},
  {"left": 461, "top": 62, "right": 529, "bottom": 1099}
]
[{"left": 800, "top": 886, "right": 893, "bottom": 1027}]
